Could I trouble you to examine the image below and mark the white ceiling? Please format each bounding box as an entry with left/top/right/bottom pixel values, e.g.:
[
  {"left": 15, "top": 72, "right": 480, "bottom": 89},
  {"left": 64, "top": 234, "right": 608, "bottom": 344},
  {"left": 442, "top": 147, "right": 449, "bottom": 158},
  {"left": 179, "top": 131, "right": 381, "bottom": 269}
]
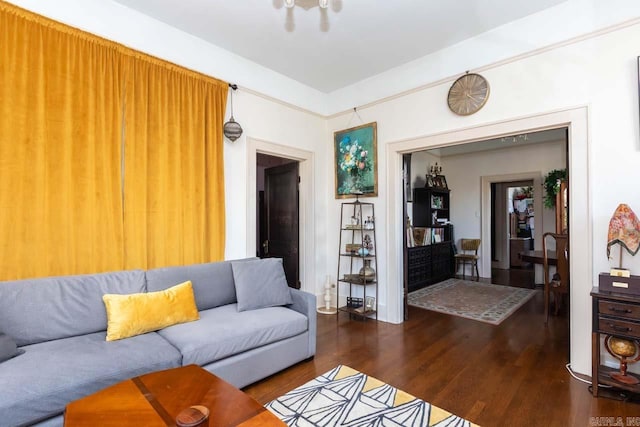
[
  {"left": 433, "top": 128, "right": 567, "bottom": 157},
  {"left": 112, "top": 0, "right": 566, "bottom": 93}
]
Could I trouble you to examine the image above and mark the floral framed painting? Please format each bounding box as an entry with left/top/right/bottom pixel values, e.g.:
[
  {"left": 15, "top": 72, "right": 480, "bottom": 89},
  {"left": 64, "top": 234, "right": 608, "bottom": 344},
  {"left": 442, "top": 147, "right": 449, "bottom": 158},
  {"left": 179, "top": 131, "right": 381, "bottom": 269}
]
[{"left": 334, "top": 122, "right": 378, "bottom": 198}]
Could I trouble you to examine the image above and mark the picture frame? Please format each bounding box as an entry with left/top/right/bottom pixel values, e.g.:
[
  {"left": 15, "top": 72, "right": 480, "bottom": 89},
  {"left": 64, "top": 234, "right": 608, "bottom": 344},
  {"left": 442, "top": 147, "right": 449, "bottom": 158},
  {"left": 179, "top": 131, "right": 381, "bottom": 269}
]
[
  {"left": 426, "top": 175, "right": 435, "bottom": 188},
  {"left": 365, "top": 296, "right": 376, "bottom": 311},
  {"left": 334, "top": 122, "right": 378, "bottom": 198},
  {"left": 436, "top": 175, "right": 448, "bottom": 190}
]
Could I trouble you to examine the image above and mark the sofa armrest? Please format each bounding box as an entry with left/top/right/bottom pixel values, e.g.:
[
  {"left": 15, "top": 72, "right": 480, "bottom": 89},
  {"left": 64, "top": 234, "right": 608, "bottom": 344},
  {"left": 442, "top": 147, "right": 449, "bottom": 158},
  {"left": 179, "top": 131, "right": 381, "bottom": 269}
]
[{"left": 287, "top": 288, "right": 317, "bottom": 357}]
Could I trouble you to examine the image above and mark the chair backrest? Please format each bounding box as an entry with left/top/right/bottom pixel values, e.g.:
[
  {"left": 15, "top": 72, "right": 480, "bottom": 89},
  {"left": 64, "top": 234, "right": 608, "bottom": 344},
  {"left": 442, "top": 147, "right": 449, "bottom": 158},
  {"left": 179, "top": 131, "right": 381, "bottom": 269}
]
[
  {"left": 460, "top": 238, "right": 481, "bottom": 254},
  {"left": 543, "top": 232, "right": 569, "bottom": 291}
]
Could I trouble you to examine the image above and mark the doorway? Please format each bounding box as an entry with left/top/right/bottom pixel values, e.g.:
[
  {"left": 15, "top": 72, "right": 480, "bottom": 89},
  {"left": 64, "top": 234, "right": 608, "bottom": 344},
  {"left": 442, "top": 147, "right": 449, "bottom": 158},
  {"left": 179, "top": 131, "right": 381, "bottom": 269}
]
[
  {"left": 490, "top": 180, "right": 536, "bottom": 289},
  {"left": 388, "top": 107, "right": 590, "bottom": 375},
  {"left": 256, "top": 153, "right": 300, "bottom": 289}
]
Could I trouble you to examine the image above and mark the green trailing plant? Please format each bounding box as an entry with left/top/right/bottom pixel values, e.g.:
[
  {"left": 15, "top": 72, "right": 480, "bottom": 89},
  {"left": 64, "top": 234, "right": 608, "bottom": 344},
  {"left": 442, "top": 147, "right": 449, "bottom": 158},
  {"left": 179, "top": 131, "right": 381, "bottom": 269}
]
[{"left": 543, "top": 169, "right": 567, "bottom": 209}]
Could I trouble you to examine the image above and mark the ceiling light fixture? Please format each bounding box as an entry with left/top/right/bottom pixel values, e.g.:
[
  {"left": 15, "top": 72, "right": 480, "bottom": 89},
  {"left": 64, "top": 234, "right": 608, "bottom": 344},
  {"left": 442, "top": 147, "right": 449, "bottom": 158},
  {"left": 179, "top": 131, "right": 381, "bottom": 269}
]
[
  {"left": 284, "top": 0, "right": 329, "bottom": 9},
  {"left": 501, "top": 134, "right": 528, "bottom": 143}
]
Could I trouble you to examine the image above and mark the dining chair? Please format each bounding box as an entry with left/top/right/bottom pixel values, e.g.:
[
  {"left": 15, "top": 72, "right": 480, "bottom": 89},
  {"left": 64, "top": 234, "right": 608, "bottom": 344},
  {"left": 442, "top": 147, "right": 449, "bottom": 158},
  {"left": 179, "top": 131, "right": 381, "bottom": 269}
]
[
  {"left": 542, "top": 232, "right": 569, "bottom": 323},
  {"left": 454, "top": 239, "right": 481, "bottom": 281}
]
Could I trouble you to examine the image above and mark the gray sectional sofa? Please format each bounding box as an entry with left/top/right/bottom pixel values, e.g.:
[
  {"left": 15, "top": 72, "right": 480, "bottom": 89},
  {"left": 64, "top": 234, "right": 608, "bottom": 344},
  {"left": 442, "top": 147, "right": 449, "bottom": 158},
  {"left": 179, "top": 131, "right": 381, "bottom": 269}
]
[{"left": 0, "top": 258, "right": 316, "bottom": 427}]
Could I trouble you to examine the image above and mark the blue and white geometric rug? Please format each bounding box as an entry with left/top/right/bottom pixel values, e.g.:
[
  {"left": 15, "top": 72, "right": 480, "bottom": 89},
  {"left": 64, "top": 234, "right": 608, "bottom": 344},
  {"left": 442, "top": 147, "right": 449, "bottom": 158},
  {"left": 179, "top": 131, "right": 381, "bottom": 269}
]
[{"left": 266, "top": 365, "right": 478, "bottom": 426}]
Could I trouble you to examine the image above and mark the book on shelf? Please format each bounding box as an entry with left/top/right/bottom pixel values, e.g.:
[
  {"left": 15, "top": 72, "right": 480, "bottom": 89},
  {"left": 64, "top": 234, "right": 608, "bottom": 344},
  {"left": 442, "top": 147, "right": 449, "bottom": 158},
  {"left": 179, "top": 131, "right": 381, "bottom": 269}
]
[{"left": 406, "top": 227, "right": 415, "bottom": 247}]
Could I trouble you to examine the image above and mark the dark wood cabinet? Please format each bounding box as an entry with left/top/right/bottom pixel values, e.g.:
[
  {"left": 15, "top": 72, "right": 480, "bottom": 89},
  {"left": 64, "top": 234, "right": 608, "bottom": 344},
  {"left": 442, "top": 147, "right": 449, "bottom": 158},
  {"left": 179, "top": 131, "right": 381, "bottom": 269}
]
[
  {"left": 591, "top": 287, "right": 640, "bottom": 396},
  {"left": 408, "top": 186, "right": 454, "bottom": 292},
  {"left": 407, "top": 241, "right": 454, "bottom": 292}
]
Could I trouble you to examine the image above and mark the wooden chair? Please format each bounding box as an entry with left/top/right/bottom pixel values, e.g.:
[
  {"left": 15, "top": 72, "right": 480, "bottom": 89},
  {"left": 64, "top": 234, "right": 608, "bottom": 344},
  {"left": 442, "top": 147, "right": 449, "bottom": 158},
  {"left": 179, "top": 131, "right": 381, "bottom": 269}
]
[
  {"left": 454, "top": 239, "right": 481, "bottom": 281},
  {"left": 543, "top": 232, "right": 569, "bottom": 323}
]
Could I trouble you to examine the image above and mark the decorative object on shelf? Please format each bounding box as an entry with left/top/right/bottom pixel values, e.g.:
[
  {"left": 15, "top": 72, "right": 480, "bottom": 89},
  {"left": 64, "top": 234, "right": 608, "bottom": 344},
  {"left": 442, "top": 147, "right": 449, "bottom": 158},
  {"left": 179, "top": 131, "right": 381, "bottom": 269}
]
[
  {"left": 334, "top": 122, "right": 378, "bottom": 198},
  {"left": 357, "top": 247, "right": 369, "bottom": 256},
  {"left": 542, "top": 169, "right": 567, "bottom": 208},
  {"left": 447, "top": 72, "right": 490, "bottom": 116},
  {"left": 427, "top": 174, "right": 448, "bottom": 190},
  {"left": 365, "top": 296, "right": 376, "bottom": 312},
  {"left": 607, "top": 203, "right": 640, "bottom": 269},
  {"left": 223, "top": 84, "right": 243, "bottom": 142},
  {"left": 284, "top": 0, "right": 329, "bottom": 9},
  {"left": 429, "top": 162, "right": 442, "bottom": 178},
  {"left": 364, "top": 216, "right": 375, "bottom": 229},
  {"left": 426, "top": 175, "right": 435, "bottom": 188},
  {"left": 345, "top": 243, "right": 361, "bottom": 254},
  {"left": 317, "top": 275, "right": 336, "bottom": 315},
  {"left": 363, "top": 234, "right": 373, "bottom": 251},
  {"left": 604, "top": 335, "right": 640, "bottom": 385},
  {"left": 346, "top": 297, "right": 363, "bottom": 309},
  {"left": 413, "top": 227, "right": 427, "bottom": 246},
  {"left": 359, "top": 259, "right": 375, "bottom": 279}
]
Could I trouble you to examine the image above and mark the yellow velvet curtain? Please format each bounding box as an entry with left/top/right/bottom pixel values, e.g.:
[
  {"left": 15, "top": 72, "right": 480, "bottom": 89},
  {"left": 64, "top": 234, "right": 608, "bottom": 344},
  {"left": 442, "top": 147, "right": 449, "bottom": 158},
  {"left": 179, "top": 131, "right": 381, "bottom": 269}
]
[
  {"left": 123, "top": 59, "right": 227, "bottom": 269},
  {"left": 0, "top": 3, "right": 126, "bottom": 279},
  {"left": 0, "top": 2, "right": 227, "bottom": 279}
]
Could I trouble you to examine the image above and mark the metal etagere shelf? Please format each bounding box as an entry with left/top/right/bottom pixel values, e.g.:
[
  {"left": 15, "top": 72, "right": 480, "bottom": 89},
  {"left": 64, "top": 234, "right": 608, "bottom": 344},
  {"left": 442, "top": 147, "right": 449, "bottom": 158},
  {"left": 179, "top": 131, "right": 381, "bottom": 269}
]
[{"left": 336, "top": 194, "right": 378, "bottom": 320}]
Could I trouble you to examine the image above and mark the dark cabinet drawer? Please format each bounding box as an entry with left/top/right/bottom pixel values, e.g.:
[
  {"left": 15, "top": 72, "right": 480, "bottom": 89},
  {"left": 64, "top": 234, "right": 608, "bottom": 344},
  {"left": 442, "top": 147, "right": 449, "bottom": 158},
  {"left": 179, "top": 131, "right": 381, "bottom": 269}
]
[
  {"left": 598, "top": 300, "right": 640, "bottom": 322},
  {"left": 598, "top": 317, "right": 640, "bottom": 338}
]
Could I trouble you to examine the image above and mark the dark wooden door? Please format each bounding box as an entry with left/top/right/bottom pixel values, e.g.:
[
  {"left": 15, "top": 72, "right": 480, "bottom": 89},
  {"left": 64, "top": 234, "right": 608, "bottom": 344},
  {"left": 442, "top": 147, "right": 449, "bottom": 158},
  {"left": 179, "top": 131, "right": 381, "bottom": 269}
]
[{"left": 264, "top": 162, "right": 300, "bottom": 289}]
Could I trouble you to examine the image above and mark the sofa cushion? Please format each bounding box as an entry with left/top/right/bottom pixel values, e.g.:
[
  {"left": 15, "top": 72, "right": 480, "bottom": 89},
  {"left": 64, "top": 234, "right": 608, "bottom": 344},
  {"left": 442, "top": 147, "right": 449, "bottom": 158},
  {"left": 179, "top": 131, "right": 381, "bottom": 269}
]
[
  {"left": 0, "top": 331, "right": 182, "bottom": 427},
  {"left": 0, "top": 332, "right": 22, "bottom": 363},
  {"left": 0, "top": 270, "right": 146, "bottom": 346},
  {"left": 232, "top": 258, "right": 293, "bottom": 311},
  {"left": 145, "top": 261, "right": 242, "bottom": 311},
  {"left": 103, "top": 281, "right": 200, "bottom": 341},
  {"left": 157, "top": 303, "right": 307, "bottom": 366}
]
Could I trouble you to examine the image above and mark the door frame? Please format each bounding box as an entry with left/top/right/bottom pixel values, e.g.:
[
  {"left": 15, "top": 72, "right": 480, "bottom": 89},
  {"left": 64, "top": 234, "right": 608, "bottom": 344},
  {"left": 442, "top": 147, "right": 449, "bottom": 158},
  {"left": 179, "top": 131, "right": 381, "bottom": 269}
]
[
  {"left": 385, "top": 106, "right": 591, "bottom": 375},
  {"left": 247, "top": 137, "right": 315, "bottom": 295}
]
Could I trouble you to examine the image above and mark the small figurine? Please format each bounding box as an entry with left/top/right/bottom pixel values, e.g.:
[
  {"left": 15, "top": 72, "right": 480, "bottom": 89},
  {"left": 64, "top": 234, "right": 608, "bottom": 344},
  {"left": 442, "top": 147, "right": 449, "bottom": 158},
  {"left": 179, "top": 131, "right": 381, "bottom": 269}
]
[{"left": 363, "top": 234, "right": 374, "bottom": 251}]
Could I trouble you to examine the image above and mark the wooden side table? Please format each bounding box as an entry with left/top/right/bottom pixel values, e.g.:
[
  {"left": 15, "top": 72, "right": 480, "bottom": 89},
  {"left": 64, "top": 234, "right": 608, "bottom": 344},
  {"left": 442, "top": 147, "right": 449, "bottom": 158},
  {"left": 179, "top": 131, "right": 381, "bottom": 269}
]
[{"left": 591, "top": 287, "right": 640, "bottom": 397}]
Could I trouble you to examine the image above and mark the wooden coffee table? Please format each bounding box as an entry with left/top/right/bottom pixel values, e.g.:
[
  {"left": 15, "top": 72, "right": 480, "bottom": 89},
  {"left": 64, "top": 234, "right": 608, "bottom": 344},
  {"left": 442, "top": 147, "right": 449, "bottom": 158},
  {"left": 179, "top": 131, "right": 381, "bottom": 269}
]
[{"left": 64, "top": 364, "right": 285, "bottom": 427}]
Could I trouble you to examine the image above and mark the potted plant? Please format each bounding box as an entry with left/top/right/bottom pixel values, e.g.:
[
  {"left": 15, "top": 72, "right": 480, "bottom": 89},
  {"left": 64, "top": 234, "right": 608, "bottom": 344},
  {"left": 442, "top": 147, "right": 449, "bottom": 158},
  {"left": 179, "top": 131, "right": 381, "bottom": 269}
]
[{"left": 543, "top": 169, "right": 567, "bottom": 208}]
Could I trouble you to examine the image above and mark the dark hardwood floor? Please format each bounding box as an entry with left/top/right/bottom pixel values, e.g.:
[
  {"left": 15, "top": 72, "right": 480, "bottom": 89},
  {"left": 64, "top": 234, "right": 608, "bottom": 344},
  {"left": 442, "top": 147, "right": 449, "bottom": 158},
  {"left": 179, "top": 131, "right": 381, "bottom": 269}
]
[{"left": 244, "top": 277, "right": 640, "bottom": 426}]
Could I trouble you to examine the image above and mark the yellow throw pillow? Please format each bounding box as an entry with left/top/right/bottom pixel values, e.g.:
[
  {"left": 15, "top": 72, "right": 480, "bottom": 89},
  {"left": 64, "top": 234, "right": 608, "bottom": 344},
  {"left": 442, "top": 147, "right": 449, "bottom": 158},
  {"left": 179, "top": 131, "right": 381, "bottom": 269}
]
[{"left": 103, "top": 281, "right": 199, "bottom": 342}]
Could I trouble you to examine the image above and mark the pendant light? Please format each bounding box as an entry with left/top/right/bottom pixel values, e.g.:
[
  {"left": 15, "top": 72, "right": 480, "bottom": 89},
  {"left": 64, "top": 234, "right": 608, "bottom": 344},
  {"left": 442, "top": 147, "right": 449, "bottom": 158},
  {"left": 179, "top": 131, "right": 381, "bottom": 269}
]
[{"left": 223, "top": 84, "right": 243, "bottom": 142}]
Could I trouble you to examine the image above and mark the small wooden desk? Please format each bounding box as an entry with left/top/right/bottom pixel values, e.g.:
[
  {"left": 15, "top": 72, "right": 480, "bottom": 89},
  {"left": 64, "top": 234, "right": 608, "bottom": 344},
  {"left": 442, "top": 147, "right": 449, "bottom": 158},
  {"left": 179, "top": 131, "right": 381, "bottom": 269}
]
[
  {"left": 591, "top": 287, "right": 640, "bottom": 397},
  {"left": 519, "top": 250, "right": 557, "bottom": 266},
  {"left": 64, "top": 365, "right": 285, "bottom": 427}
]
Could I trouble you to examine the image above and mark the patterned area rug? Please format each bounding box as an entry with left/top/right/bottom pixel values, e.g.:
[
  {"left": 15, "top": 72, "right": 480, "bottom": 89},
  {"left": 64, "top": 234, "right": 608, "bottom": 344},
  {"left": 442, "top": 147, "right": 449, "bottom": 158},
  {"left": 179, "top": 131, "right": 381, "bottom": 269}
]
[
  {"left": 266, "top": 365, "right": 477, "bottom": 426},
  {"left": 408, "top": 278, "right": 537, "bottom": 325}
]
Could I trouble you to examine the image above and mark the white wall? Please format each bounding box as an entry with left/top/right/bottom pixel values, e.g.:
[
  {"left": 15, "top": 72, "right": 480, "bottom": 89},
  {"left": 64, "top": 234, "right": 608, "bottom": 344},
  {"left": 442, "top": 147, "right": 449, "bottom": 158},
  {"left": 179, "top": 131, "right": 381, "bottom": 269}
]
[
  {"left": 329, "top": 22, "right": 640, "bottom": 377},
  {"left": 225, "top": 90, "right": 329, "bottom": 298},
  {"left": 444, "top": 140, "right": 566, "bottom": 277}
]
